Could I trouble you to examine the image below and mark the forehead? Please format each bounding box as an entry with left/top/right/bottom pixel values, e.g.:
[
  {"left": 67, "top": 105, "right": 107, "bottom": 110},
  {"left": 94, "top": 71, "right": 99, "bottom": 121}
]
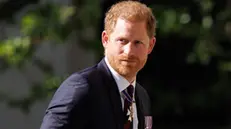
[
  {"left": 111, "top": 18, "right": 149, "bottom": 38},
  {"left": 115, "top": 18, "right": 145, "bottom": 30}
]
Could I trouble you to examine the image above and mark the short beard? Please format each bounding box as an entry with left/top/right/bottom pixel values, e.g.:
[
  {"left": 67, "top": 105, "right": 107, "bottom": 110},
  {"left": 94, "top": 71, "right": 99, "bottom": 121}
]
[{"left": 106, "top": 51, "right": 147, "bottom": 81}]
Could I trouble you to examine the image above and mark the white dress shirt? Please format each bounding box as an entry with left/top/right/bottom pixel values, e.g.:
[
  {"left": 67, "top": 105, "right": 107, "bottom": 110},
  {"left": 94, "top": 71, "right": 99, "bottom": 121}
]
[{"left": 105, "top": 57, "right": 138, "bottom": 129}]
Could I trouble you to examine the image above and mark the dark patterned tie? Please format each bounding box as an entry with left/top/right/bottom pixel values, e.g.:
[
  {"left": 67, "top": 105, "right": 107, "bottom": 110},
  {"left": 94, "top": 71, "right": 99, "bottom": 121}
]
[{"left": 123, "top": 85, "right": 134, "bottom": 129}]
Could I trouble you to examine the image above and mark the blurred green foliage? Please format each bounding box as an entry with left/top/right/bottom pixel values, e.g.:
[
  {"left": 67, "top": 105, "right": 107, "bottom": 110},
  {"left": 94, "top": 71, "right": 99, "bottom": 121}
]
[
  {"left": 0, "top": 37, "right": 30, "bottom": 66},
  {"left": 149, "top": 0, "right": 231, "bottom": 120},
  {"left": 153, "top": 0, "right": 231, "bottom": 66},
  {"left": 20, "top": 4, "right": 75, "bottom": 41},
  {"left": 0, "top": 0, "right": 101, "bottom": 114}
]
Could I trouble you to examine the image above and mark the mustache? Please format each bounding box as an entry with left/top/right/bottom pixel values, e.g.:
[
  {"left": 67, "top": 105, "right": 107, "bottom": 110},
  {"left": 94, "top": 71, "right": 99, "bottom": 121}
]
[{"left": 119, "top": 55, "right": 138, "bottom": 61}]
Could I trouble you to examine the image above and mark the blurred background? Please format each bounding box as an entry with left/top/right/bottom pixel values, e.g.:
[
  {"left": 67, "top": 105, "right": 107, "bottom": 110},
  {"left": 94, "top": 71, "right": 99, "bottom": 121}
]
[{"left": 0, "top": 0, "right": 231, "bottom": 129}]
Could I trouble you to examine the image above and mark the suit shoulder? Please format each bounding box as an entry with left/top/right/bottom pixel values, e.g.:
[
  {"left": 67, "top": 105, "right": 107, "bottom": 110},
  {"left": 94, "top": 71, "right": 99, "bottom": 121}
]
[
  {"left": 49, "top": 66, "right": 98, "bottom": 109},
  {"left": 136, "top": 83, "right": 151, "bottom": 106},
  {"left": 136, "top": 83, "right": 149, "bottom": 95},
  {"left": 76, "top": 64, "right": 99, "bottom": 78},
  {"left": 136, "top": 83, "right": 152, "bottom": 115},
  {"left": 61, "top": 64, "right": 98, "bottom": 86}
]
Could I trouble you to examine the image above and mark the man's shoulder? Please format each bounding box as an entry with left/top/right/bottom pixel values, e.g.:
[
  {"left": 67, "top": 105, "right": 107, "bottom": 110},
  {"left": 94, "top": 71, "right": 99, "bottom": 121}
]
[
  {"left": 77, "top": 64, "right": 99, "bottom": 77},
  {"left": 136, "top": 82, "right": 152, "bottom": 115},
  {"left": 63, "top": 64, "right": 99, "bottom": 84},
  {"left": 136, "top": 83, "right": 148, "bottom": 94},
  {"left": 136, "top": 83, "right": 151, "bottom": 103}
]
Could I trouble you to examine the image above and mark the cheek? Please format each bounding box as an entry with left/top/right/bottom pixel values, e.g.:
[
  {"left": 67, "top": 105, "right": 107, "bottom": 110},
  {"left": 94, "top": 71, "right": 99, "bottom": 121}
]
[
  {"left": 112, "top": 44, "right": 123, "bottom": 54},
  {"left": 139, "top": 51, "right": 149, "bottom": 61},
  {"left": 107, "top": 43, "right": 120, "bottom": 55},
  {"left": 137, "top": 47, "right": 149, "bottom": 55}
]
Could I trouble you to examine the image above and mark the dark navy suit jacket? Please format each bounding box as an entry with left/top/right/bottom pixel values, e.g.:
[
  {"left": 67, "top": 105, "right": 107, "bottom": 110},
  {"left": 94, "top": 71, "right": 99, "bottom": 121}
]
[{"left": 40, "top": 58, "right": 152, "bottom": 129}]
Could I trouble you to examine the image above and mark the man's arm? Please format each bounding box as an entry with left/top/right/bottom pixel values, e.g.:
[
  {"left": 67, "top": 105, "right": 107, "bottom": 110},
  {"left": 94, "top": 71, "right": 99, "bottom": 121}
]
[{"left": 40, "top": 73, "right": 90, "bottom": 129}]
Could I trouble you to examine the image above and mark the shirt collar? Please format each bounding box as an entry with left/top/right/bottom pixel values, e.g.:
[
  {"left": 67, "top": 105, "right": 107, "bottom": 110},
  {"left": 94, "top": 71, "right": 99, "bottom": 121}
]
[{"left": 105, "top": 57, "right": 136, "bottom": 92}]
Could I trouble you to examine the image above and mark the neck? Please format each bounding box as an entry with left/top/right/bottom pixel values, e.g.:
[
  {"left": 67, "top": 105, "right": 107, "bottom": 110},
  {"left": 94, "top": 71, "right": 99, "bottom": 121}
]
[{"left": 124, "top": 75, "right": 136, "bottom": 84}]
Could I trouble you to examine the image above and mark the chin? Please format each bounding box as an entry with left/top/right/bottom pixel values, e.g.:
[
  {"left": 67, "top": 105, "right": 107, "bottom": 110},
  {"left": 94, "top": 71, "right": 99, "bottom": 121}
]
[{"left": 117, "top": 67, "right": 137, "bottom": 77}]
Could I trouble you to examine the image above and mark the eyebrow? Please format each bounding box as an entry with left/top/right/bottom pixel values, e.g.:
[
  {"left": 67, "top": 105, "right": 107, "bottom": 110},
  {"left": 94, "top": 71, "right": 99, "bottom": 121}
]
[{"left": 116, "top": 36, "right": 144, "bottom": 42}]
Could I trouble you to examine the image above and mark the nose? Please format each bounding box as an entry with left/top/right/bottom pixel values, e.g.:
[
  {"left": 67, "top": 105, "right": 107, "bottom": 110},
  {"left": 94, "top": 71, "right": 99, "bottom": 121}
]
[{"left": 123, "top": 42, "right": 135, "bottom": 56}]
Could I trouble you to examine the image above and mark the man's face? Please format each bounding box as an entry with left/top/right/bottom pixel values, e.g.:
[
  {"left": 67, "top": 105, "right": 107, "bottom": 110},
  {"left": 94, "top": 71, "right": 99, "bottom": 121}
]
[{"left": 102, "top": 18, "right": 156, "bottom": 81}]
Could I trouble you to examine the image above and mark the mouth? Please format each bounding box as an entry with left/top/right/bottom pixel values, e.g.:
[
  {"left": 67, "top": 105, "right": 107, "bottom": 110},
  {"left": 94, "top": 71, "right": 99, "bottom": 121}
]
[
  {"left": 120, "top": 60, "right": 137, "bottom": 64},
  {"left": 121, "top": 59, "right": 136, "bottom": 62}
]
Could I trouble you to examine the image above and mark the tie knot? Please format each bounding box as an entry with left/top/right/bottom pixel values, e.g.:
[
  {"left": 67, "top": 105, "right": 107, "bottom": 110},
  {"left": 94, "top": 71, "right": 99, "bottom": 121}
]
[{"left": 127, "top": 85, "right": 134, "bottom": 97}]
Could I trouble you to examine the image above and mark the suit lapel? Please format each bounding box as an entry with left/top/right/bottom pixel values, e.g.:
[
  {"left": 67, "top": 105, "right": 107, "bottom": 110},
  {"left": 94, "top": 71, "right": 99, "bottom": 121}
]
[
  {"left": 98, "top": 59, "right": 124, "bottom": 129},
  {"left": 135, "top": 86, "right": 145, "bottom": 129}
]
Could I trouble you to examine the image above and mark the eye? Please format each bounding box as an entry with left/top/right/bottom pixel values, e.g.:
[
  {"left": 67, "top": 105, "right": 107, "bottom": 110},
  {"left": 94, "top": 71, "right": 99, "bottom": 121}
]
[
  {"left": 118, "top": 38, "right": 128, "bottom": 44},
  {"left": 134, "top": 40, "right": 143, "bottom": 44}
]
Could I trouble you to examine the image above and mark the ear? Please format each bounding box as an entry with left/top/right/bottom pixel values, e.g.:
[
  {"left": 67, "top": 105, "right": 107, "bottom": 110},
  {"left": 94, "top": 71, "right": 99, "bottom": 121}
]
[
  {"left": 102, "top": 30, "right": 109, "bottom": 48},
  {"left": 148, "top": 36, "right": 156, "bottom": 54}
]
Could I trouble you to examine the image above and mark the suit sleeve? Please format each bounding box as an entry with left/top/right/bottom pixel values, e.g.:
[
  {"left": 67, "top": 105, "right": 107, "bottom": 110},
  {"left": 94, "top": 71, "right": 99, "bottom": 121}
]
[{"left": 40, "top": 73, "right": 90, "bottom": 129}]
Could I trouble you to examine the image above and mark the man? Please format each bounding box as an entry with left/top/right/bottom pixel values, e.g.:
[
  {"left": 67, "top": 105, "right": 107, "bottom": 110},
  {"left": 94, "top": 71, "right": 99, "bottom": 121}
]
[{"left": 40, "top": 1, "right": 156, "bottom": 129}]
